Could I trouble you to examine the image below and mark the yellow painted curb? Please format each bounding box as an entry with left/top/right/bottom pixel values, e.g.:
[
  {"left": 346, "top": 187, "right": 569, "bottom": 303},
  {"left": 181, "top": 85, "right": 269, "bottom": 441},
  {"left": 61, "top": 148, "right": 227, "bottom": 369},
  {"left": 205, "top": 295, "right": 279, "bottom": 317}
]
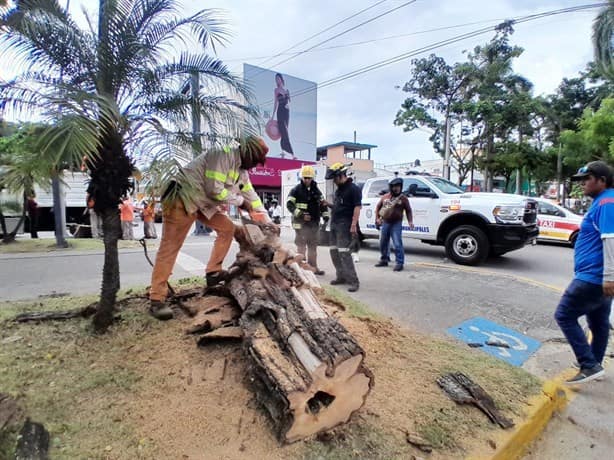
[
  {"left": 412, "top": 262, "right": 565, "bottom": 294},
  {"left": 468, "top": 376, "right": 575, "bottom": 460}
]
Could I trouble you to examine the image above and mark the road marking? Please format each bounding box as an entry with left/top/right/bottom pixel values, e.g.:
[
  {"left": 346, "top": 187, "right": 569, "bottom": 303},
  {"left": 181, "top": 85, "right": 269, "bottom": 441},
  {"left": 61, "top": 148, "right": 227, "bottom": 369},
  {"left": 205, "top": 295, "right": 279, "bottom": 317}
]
[
  {"left": 176, "top": 251, "right": 205, "bottom": 275},
  {"left": 412, "top": 261, "right": 565, "bottom": 293},
  {"left": 448, "top": 317, "right": 541, "bottom": 366}
]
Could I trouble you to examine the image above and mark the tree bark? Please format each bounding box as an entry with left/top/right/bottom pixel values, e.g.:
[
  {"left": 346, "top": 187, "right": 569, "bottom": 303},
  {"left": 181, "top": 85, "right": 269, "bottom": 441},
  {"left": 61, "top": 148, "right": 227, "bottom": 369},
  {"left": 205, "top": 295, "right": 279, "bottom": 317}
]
[
  {"left": 92, "top": 206, "right": 121, "bottom": 332},
  {"left": 216, "top": 223, "right": 373, "bottom": 443}
]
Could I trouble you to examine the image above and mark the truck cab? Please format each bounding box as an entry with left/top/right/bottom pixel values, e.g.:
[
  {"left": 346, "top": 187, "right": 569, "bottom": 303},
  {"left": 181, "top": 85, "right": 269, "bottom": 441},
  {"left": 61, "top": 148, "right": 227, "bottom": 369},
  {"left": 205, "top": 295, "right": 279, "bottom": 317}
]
[{"left": 359, "top": 173, "right": 539, "bottom": 265}]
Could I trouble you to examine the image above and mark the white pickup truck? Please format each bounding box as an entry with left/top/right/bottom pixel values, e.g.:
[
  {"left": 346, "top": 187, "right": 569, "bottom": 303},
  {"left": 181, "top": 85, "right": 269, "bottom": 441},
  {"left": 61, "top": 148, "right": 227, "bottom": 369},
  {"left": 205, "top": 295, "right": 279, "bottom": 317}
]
[{"left": 359, "top": 173, "right": 539, "bottom": 265}]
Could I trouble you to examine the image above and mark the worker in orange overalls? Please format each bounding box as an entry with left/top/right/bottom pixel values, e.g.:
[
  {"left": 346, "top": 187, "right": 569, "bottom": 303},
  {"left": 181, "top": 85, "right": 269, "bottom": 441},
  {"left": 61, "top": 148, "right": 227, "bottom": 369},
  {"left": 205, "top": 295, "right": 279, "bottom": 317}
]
[
  {"left": 149, "top": 136, "right": 271, "bottom": 320},
  {"left": 119, "top": 196, "right": 135, "bottom": 240},
  {"left": 142, "top": 201, "right": 157, "bottom": 239}
]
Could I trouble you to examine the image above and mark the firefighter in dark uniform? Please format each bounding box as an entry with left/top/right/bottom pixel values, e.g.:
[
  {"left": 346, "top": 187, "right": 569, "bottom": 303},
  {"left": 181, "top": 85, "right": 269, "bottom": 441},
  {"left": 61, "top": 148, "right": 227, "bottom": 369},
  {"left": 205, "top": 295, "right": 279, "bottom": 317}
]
[
  {"left": 325, "top": 163, "right": 361, "bottom": 292},
  {"left": 287, "top": 165, "right": 329, "bottom": 275}
]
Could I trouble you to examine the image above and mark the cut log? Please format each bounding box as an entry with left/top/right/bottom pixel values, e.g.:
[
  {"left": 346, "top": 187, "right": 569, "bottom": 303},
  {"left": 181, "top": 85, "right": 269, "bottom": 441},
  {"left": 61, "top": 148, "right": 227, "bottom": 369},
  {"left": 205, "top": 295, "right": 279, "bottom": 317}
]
[{"left": 217, "top": 221, "right": 373, "bottom": 443}]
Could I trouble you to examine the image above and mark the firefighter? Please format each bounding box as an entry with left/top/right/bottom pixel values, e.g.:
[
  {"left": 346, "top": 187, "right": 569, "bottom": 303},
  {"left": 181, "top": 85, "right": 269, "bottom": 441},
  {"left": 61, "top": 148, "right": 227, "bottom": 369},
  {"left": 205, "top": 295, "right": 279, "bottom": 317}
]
[
  {"left": 325, "top": 163, "right": 361, "bottom": 292},
  {"left": 149, "top": 136, "right": 271, "bottom": 320},
  {"left": 287, "top": 165, "right": 329, "bottom": 275}
]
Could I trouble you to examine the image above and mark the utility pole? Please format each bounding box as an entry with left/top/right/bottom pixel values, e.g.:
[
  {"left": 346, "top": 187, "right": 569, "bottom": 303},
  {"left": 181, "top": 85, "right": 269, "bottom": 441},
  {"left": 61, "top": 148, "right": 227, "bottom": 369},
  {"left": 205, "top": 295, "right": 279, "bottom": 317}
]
[
  {"left": 443, "top": 115, "right": 451, "bottom": 180},
  {"left": 556, "top": 141, "right": 563, "bottom": 202}
]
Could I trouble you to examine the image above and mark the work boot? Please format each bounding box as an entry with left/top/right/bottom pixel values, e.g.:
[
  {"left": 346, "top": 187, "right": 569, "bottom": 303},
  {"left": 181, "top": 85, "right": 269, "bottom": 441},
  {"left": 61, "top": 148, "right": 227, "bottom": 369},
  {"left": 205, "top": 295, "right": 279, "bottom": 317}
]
[
  {"left": 330, "top": 278, "right": 346, "bottom": 285},
  {"left": 347, "top": 283, "right": 359, "bottom": 293},
  {"left": 206, "top": 270, "right": 228, "bottom": 287},
  {"left": 314, "top": 269, "right": 325, "bottom": 276},
  {"left": 393, "top": 264, "right": 404, "bottom": 272},
  {"left": 374, "top": 261, "right": 388, "bottom": 267},
  {"left": 149, "top": 300, "right": 174, "bottom": 321}
]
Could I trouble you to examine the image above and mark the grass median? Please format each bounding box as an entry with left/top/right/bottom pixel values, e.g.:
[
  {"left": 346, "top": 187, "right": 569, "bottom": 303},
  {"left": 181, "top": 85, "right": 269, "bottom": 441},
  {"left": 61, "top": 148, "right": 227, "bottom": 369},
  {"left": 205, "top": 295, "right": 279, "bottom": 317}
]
[
  {"left": 0, "top": 284, "right": 542, "bottom": 459},
  {"left": 0, "top": 238, "right": 157, "bottom": 254}
]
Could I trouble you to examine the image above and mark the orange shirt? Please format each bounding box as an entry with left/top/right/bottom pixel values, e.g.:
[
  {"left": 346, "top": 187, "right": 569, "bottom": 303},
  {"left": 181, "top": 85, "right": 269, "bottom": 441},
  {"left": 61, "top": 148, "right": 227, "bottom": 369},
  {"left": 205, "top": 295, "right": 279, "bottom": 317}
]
[
  {"left": 119, "top": 200, "right": 134, "bottom": 222},
  {"left": 142, "top": 204, "right": 155, "bottom": 223}
]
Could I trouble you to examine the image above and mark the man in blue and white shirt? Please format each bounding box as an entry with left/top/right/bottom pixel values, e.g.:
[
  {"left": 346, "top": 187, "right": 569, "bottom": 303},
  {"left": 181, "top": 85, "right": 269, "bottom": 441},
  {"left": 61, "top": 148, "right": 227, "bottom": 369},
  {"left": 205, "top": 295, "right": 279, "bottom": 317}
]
[{"left": 555, "top": 161, "right": 614, "bottom": 384}]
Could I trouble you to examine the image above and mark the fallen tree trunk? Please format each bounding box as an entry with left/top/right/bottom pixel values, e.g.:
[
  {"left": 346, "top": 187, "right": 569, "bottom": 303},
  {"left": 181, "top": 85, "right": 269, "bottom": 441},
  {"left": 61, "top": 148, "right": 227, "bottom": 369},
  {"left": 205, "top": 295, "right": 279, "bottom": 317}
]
[{"left": 216, "top": 221, "right": 373, "bottom": 443}]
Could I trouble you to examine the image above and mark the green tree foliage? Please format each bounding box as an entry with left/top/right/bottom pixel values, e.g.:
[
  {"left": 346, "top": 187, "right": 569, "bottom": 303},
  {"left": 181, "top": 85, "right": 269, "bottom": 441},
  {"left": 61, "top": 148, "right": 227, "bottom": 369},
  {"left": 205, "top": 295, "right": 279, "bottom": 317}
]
[
  {"left": 0, "top": 124, "right": 52, "bottom": 242},
  {"left": 0, "top": 0, "right": 258, "bottom": 332},
  {"left": 560, "top": 97, "right": 614, "bottom": 171},
  {"left": 394, "top": 54, "right": 476, "bottom": 184}
]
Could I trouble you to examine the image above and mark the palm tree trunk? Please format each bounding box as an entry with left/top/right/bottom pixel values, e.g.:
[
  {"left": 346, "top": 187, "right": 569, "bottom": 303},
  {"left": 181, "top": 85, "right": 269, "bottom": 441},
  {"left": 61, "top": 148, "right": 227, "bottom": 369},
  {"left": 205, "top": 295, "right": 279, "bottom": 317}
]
[{"left": 92, "top": 206, "right": 121, "bottom": 332}]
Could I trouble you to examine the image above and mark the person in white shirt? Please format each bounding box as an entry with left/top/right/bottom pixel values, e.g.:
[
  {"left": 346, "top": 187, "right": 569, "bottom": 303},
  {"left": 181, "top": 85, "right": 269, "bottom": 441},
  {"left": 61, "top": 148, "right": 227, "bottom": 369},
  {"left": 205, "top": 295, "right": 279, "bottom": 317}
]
[{"left": 271, "top": 199, "right": 282, "bottom": 224}]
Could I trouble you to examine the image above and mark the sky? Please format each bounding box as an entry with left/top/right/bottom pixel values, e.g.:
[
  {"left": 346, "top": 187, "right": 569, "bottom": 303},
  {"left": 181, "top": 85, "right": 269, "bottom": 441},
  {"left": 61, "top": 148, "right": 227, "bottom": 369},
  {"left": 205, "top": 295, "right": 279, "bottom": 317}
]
[{"left": 1, "top": 0, "right": 600, "bottom": 166}]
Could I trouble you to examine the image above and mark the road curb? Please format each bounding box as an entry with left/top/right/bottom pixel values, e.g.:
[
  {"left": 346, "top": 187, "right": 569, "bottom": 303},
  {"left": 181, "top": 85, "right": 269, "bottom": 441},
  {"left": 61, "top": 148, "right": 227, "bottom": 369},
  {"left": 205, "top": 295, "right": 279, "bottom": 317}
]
[
  {"left": 411, "top": 261, "right": 565, "bottom": 294},
  {"left": 469, "top": 377, "right": 573, "bottom": 460}
]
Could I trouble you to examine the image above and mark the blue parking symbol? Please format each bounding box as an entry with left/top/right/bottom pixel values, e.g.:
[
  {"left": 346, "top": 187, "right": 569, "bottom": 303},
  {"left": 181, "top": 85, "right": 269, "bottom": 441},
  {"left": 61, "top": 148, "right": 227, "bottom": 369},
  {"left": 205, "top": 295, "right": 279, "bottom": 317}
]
[{"left": 447, "top": 317, "right": 541, "bottom": 366}]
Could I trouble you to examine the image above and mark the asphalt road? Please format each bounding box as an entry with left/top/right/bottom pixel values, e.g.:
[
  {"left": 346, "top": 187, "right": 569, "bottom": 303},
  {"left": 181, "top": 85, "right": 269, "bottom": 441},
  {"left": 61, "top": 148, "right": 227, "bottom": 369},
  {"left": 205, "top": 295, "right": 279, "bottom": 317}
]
[{"left": 0, "top": 223, "right": 574, "bottom": 302}]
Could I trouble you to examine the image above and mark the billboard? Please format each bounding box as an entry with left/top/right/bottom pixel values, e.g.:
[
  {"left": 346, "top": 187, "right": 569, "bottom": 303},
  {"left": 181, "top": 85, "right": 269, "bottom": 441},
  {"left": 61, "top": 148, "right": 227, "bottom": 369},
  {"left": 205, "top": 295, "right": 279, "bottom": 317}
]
[{"left": 244, "top": 64, "right": 317, "bottom": 162}]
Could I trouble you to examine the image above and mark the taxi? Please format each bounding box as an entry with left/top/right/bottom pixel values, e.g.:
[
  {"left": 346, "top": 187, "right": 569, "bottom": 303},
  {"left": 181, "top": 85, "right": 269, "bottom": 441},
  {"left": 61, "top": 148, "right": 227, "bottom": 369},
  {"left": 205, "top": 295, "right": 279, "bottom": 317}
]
[{"left": 535, "top": 198, "right": 582, "bottom": 246}]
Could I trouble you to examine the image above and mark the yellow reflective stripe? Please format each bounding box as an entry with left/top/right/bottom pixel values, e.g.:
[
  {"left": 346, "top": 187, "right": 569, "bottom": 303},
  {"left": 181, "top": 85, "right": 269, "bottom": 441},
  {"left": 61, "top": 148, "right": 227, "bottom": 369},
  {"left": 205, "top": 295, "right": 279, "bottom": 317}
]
[
  {"left": 251, "top": 198, "right": 263, "bottom": 209},
  {"left": 288, "top": 196, "right": 297, "bottom": 202},
  {"left": 296, "top": 203, "right": 308, "bottom": 209},
  {"left": 228, "top": 170, "right": 239, "bottom": 181},
  {"left": 293, "top": 223, "right": 302, "bottom": 229},
  {"left": 242, "top": 182, "right": 254, "bottom": 192},
  {"left": 205, "top": 170, "right": 227, "bottom": 182},
  {"left": 214, "top": 189, "right": 229, "bottom": 201}
]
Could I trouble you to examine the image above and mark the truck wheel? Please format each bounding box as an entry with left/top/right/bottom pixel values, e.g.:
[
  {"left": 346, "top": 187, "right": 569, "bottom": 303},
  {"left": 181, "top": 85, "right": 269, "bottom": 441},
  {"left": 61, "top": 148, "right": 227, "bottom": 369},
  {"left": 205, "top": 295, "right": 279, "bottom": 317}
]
[{"left": 445, "top": 225, "right": 489, "bottom": 266}]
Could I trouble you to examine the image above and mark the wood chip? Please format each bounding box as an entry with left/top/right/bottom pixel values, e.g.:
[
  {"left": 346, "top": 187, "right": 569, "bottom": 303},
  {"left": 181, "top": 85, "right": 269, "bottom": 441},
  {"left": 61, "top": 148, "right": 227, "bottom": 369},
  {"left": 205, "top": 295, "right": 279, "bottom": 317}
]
[{"left": 197, "top": 327, "right": 243, "bottom": 347}]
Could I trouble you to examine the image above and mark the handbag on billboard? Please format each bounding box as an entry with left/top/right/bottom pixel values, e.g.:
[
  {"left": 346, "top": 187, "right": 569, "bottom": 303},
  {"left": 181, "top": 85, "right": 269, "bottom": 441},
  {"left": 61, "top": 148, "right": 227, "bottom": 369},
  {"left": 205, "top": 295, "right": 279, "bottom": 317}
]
[{"left": 265, "top": 119, "right": 281, "bottom": 141}]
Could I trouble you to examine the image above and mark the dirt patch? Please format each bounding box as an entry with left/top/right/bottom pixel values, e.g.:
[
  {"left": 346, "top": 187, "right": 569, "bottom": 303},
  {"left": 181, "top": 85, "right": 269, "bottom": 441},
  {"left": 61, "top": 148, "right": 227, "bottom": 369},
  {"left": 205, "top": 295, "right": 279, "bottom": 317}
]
[{"left": 0, "top": 288, "right": 541, "bottom": 459}]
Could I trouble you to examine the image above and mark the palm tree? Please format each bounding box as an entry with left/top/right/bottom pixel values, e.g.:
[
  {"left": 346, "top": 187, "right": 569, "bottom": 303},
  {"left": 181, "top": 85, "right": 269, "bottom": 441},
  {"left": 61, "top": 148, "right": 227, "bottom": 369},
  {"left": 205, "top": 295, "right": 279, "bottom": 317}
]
[
  {"left": 593, "top": 0, "right": 614, "bottom": 80},
  {"left": 1, "top": 0, "right": 257, "bottom": 332}
]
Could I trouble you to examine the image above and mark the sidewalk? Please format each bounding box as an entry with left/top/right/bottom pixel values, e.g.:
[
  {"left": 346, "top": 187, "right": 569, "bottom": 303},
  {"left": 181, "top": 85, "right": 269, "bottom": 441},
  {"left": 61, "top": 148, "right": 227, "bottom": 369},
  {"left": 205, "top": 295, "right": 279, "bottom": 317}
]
[{"left": 524, "top": 332, "right": 614, "bottom": 458}]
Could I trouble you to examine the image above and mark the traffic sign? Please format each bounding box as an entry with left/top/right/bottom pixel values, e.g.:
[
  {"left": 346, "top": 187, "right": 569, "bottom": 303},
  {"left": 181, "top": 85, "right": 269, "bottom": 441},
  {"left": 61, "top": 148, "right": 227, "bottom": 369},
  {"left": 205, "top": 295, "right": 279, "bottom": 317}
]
[{"left": 447, "top": 317, "right": 541, "bottom": 366}]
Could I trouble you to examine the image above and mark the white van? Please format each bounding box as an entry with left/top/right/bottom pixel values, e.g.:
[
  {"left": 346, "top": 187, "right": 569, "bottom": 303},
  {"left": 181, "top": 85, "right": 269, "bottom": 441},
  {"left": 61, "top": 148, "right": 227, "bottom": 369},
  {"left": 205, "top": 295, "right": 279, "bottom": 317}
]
[{"left": 359, "top": 173, "right": 539, "bottom": 265}]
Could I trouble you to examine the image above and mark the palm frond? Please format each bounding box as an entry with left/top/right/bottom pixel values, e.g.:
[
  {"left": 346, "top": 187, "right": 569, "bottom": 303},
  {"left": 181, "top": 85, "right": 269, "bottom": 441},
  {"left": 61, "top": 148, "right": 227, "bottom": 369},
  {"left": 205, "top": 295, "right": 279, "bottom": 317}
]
[
  {"left": 1, "top": 2, "right": 96, "bottom": 79},
  {"left": 593, "top": 1, "right": 614, "bottom": 79}
]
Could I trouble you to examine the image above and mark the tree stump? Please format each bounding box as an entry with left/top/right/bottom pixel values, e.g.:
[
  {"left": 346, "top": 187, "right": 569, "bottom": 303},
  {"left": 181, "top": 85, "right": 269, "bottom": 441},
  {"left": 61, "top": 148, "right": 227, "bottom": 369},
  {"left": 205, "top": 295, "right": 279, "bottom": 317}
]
[{"left": 214, "top": 222, "right": 374, "bottom": 443}]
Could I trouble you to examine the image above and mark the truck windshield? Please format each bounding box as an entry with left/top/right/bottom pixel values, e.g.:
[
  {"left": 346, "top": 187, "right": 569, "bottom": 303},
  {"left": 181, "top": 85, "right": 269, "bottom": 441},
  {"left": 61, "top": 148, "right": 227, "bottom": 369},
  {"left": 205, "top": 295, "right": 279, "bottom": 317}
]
[{"left": 429, "top": 177, "right": 464, "bottom": 194}]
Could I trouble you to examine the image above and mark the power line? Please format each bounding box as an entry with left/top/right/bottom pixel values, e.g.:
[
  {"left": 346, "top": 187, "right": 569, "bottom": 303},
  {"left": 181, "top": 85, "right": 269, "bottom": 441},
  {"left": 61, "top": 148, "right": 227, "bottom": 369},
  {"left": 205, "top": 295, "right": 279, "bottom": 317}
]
[
  {"left": 226, "top": 18, "right": 509, "bottom": 63},
  {"left": 256, "top": 0, "right": 391, "bottom": 68},
  {"left": 258, "top": 3, "right": 607, "bottom": 106},
  {"left": 263, "top": 0, "right": 419, "bottom": 72}
]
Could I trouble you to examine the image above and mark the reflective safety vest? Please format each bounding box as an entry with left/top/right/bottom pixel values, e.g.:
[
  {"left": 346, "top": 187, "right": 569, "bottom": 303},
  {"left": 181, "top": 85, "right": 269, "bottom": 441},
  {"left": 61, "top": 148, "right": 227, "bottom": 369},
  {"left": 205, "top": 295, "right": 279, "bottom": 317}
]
[
  {"left": 179, "top": 146, "right": 265, "bottom": 219},
  {"left": 286, "top": 181, "right": 329, "bottom": 230}
]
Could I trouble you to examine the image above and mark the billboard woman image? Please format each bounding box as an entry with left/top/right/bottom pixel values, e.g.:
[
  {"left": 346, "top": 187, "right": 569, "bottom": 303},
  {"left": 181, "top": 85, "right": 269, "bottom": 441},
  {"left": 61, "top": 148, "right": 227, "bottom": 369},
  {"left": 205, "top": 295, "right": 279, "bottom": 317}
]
[{"left": 271, "top": 73, "right": 296, "bottom": 159}]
